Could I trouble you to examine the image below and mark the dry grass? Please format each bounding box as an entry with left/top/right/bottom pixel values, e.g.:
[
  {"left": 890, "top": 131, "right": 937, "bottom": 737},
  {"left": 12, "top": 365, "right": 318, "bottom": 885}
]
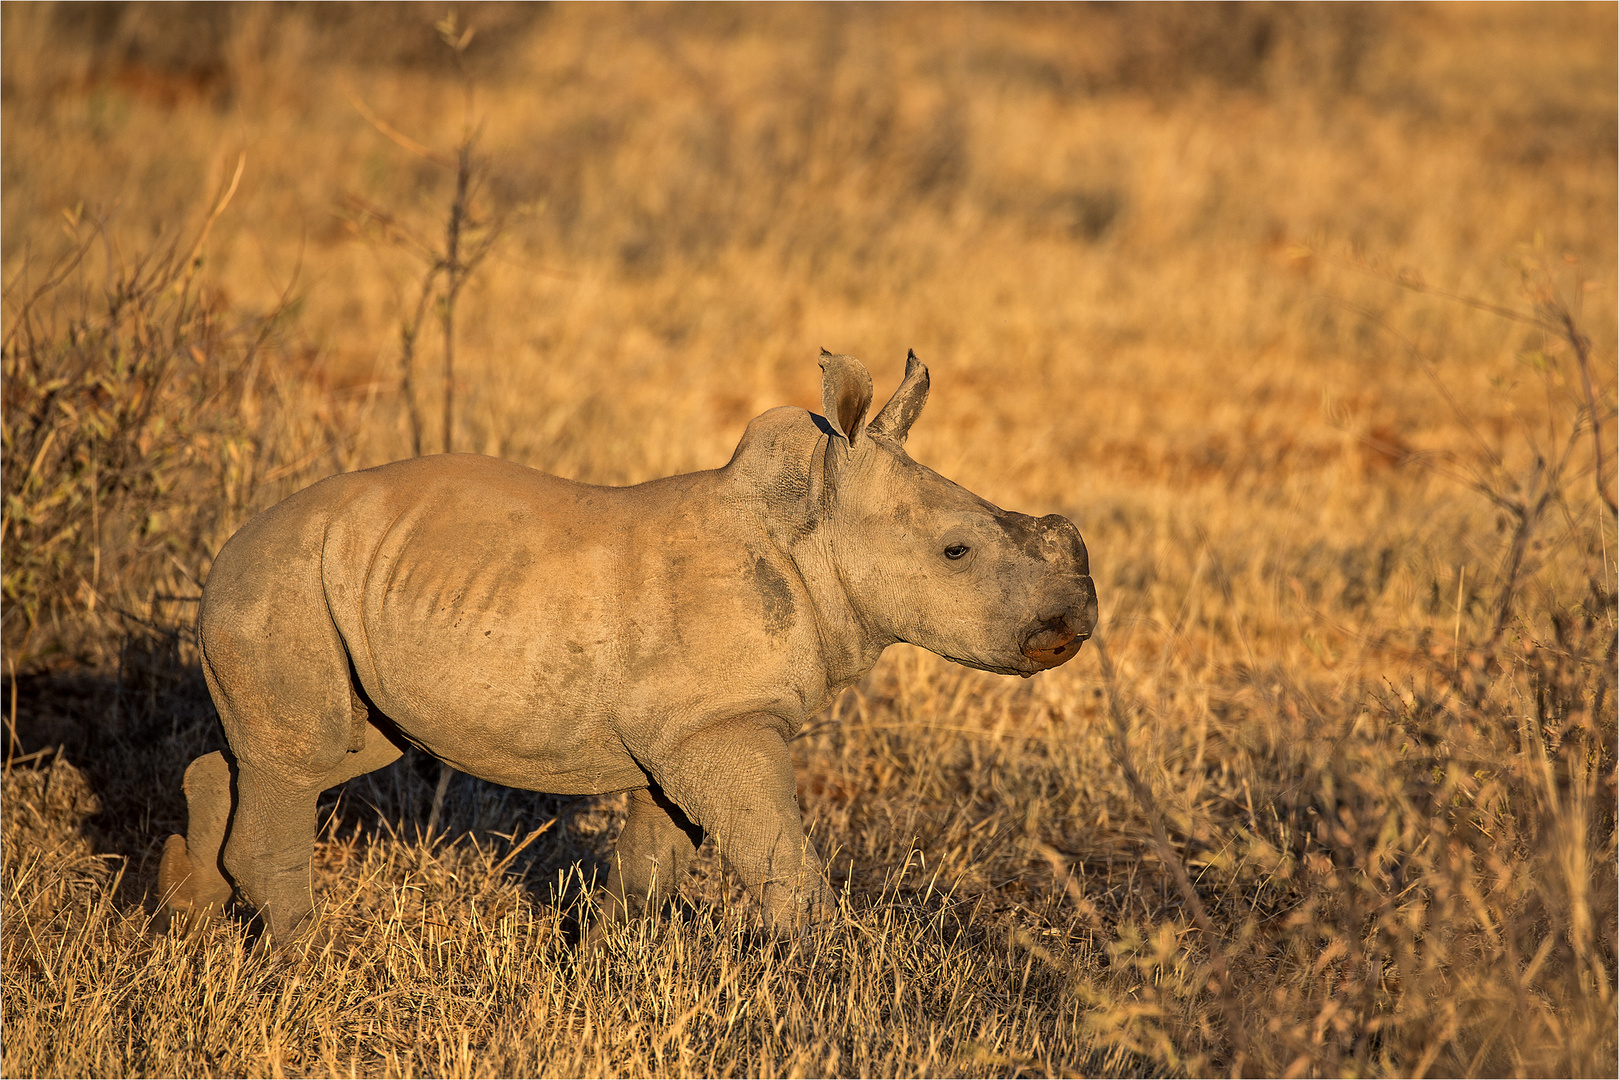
[{"left": 3, "top": 3, "right": 1615, "bottom": 1076}]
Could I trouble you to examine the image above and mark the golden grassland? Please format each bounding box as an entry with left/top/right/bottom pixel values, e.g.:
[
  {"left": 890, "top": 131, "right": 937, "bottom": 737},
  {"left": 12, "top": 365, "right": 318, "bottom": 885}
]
[{"left": 2, "top": 3, "right": 1615, "bottom": 1075}]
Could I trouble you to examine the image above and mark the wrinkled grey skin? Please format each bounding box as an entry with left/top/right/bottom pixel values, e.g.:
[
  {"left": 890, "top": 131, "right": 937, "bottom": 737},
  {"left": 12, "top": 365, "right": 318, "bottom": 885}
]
[{"left": 159, "top": 352, "right": 1098, "bottom": 942}]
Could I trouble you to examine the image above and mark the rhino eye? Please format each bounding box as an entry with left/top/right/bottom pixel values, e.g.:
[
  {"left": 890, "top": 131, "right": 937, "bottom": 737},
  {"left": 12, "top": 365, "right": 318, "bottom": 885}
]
[{"left": 944, "top": 544, "right": 970, "bottom": 560}]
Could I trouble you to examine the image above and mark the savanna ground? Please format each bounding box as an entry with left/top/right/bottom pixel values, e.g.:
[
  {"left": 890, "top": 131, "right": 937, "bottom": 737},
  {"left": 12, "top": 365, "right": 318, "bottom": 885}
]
[{"left": 2, "top": 3, "right": 1616, "bottom": 1076}]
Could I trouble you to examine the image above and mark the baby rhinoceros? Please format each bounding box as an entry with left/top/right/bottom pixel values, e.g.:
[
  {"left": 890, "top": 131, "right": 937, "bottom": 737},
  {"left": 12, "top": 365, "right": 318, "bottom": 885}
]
[{"left": 159, "top": 351, "right": 1098, "bottom": 942}]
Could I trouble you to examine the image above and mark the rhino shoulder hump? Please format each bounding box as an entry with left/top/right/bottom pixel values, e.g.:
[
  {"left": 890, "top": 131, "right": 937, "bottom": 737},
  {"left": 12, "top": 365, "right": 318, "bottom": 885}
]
[{"left": 722, "top": 407, "right": 823, "bottom": 503}]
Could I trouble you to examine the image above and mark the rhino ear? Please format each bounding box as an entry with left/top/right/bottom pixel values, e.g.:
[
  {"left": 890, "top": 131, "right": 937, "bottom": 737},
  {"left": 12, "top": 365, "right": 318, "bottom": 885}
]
[
  {"left": 868, "top": 349, "right": 930, "bottom": 444},
  {"left": 818, "top": 350, "right": 873, "bottom": 445}
]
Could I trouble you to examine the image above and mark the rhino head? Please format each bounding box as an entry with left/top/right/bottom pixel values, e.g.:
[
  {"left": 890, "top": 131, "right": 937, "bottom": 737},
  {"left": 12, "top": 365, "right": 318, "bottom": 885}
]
[{"left": 795, "top": 350, "right": 1098, "bottom": 679}]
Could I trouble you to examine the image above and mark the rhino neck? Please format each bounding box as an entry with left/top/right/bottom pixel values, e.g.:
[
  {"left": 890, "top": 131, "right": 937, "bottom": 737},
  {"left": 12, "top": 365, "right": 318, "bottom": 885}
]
[
  {"left": 723, "top": 407, "right": 894, "bottom": 692},
  {"left": 783, "top": 530, "right": 894, "bottom": 692},
  {"left": 784, "top": 434, "right": 897, "bottom": 692}
]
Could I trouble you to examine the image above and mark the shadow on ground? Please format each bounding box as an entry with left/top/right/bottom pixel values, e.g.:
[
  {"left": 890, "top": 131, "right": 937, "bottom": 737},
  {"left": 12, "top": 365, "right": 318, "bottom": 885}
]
[{"left": 2, "top": 626, "right": 620, "bottom": 926}]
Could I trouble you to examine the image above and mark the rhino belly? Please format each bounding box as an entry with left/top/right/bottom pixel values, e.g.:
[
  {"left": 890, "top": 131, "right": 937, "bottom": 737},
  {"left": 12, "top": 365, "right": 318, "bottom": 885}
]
[
  {"left": 361, "top": 628, "right": 646, "bottom": 794},
  {"left": 348, "top": 557, "right": 650, "bottom": 795}
]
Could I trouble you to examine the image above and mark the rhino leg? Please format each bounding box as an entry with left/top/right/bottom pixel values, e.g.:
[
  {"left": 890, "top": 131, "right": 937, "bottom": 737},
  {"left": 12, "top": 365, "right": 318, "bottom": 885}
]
[
  {"left": 222, "top": 765, "right": 322, "bottom": 939},
  {"left": 222, "top": 724, "right": 403, "bottom": 942},
  {"left": 596, "top": 784, "right": 705, "bottom": 927},
  {"left": 657, "top": 719, "right": 830, "bottom": 935},
  {"left": 202, "top": 586, "right": 406, "bottom": 943},
  {"left": 157, "top": 751, "right": 235, "bottom": 930}
]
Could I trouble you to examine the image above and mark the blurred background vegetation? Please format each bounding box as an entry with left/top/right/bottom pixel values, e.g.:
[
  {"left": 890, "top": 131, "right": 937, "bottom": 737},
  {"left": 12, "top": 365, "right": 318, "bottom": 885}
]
[{"left": 2, "top": 3, "right": 1614, "bottom": 1076}]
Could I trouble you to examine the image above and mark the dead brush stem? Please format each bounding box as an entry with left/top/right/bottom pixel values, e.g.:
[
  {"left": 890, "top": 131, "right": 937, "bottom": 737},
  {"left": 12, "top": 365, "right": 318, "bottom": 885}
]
[{"left": 342, "top": 12, "right": 505, "bottom": 463}]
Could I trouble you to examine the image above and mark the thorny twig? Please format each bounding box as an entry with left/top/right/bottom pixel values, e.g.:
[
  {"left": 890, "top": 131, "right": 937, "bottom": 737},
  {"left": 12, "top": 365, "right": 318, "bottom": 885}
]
[
  {"left": 1550, "top": 302, "right": 1616, "bottom": 516},
  {"left": 1322, "top": 251, "right": 1613, "bottom": 642}
]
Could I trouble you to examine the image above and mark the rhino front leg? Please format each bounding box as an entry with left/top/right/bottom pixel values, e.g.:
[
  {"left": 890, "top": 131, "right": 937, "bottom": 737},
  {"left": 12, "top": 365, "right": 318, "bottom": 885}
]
[{"left": 656, "top": 719, "right": 830, "bottom": 935}]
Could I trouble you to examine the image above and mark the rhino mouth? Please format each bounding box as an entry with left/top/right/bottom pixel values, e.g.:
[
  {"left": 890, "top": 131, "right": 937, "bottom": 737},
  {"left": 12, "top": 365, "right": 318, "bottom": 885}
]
[{"left": 1021, "top": 616, "right": 1086, "bottom": 670}]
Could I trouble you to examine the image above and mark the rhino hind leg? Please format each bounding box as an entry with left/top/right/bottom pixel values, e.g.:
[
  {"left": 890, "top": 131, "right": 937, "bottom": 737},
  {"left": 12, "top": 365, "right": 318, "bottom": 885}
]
[
  {"left": 657, "top": 720, "right": 831, "bottom": 936},
  {"left": 221, "top": 765, "right": 323, "bottom": 940},
  {"left": 221, "top": 723, "right": 404, "bottom": 943},
  {"left": 202, "top": 589, "right": 406, "bottom": 944},
  {"left": 595, "top": 784, "right": 705, "bottom": 930},
  {"left": 157, "top": 751, "right": 235, "bottom": 931}
]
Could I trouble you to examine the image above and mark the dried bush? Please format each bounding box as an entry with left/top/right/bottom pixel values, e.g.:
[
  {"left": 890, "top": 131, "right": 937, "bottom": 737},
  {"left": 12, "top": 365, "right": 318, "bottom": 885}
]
[{"left": 1, "top": 180, "right": 322, "bottom": 666}]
